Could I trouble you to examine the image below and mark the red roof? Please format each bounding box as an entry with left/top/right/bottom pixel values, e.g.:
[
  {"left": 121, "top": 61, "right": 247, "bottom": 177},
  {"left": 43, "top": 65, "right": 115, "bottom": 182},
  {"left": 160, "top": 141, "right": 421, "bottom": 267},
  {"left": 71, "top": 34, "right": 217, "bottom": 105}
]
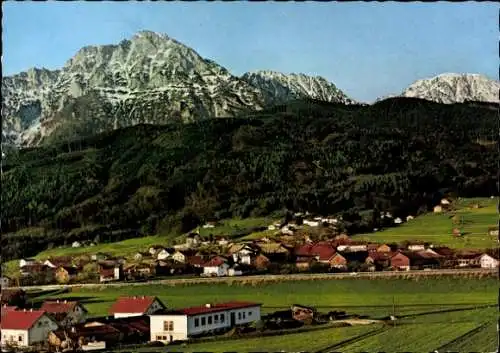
[
  {"left": 203, "top": 256, "right": 227, "bottom": 267},
  {"left": 1, "top": 310, "right": 48, "bottom": 330},
  {"left": 367, "top": 251, "right": 394, "bottom": 261},
  {"left": 186, "top": 255, "right": 205, "bottom": 267},
  {"left": 167, "top": 301, "right": 261, "bottom": 316},
  {"left": 109, "top": 296, "right": 160, "bottom": 315},
  {"left": 294, "top": 243, "right": 336, "bottom": 261},
  {"left": 40, "top": 300, "right": 86, "bottom": 314}
]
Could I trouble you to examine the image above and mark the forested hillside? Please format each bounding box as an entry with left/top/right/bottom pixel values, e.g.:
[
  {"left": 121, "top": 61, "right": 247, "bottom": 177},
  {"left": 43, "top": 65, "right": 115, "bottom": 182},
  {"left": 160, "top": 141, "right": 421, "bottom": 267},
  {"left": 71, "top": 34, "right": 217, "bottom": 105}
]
[{"left": 1, "top": 98, "right": 497, "bottom": 260}]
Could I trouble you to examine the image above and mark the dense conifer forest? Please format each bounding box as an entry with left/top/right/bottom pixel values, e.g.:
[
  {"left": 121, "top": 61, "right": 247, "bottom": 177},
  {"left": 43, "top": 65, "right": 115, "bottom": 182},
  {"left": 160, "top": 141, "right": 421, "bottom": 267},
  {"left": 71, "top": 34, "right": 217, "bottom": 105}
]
[{"left": 1, "top": 98, "right": 497, "bottom": 260}]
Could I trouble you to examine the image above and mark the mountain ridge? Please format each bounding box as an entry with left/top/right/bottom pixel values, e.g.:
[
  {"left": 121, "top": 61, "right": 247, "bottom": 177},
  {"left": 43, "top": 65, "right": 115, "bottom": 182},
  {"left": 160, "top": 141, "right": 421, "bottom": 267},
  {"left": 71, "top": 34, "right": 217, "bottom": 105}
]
[{"left": 2, "top": 31, "right": 354, "bottom": 147}]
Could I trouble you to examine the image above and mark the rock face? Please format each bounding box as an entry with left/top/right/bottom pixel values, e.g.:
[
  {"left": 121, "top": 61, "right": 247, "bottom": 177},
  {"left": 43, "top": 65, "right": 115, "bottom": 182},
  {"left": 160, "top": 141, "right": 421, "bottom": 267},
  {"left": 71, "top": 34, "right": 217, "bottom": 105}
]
[
  {"left": 2, "top": 31, "right": 353, "bottom": 146},
  {"left": 401, "top": 73, "right": 499, "bottom": 104},
  {"left": 241, "top": 70, "right": 355, "bottom": 105}
]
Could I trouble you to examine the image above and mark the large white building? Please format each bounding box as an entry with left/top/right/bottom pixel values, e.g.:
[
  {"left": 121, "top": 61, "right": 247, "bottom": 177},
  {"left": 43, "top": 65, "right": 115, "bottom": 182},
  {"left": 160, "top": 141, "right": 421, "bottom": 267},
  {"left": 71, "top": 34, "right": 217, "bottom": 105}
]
[
  {"left": 1, "top": 309, "right": 59, "bottom": 348},
  {"left": 478, "top": 253, "right": 499, "bottom": 268},
  {"left": 150, "top": 301, "right": 262, "bottom": 342},
  {"left": 109, "top": 296, "right": 165, "bottom": 319}
]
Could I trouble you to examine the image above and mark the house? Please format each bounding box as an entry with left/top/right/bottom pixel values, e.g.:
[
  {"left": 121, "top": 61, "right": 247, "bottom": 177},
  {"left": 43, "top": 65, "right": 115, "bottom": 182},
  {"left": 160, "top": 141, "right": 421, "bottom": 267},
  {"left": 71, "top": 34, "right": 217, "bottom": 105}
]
[
  {"left": 149, "top": 301, "right": 262, "bottom": 342},
  {"left": 202, "top": 222, "right": 217, "bottom": 229},
  {"left": 44, "top": 257, "right": 75, "bottom": 269},
  {"left": 487, "top": 226, "right": 499, "bottom": 237},
  {"left": 455, "top": 252, "right": 481, "bottom": 268},
  {"left": 441, "top": 198, "right": 451, "bottom": 205},
  {"left": 72, "top": 241, "right": 82, "bottom": 248},
  {"left": 19, "top": 264, "right": 55, "bottom": 284},
  {"left": 186, "top": 255, "right": 205, "bottom": 269},
  {"left": 125, "top": 263, "right": 155, "bottom": 279},
  {"left": 252, "top": 254, "right": 271, "bottom": 271},
  {"left": 329, "top": 253, "right": 348, "bottom": 270},
  {"left": 156, "top": 248, "right": 174, "bottom": 261},
  {"left": 1, "top": 309, "right": 59, "bottom": 348},
  {"left": 172, "top": 250, "right": 197, "bottom": 263},
  {"left": 1, "top": 289, "right": 27, "bottom": 307},
  {"left": 186, "top": 234, "right": 201, "bottom": 248},
  {"left": 407, "top": 242, "right": 426, "bottom": 252},
  {"left": 202, "top": 257, "right": 230, "bottom": 277},
  {"left": 365, "top": 252, "right": 393, "bottom": 271},
  {"left": 256, "top": 242, "right": 291, "bottom": 262},
  {"left": 375, "top": 244, "right": 391, "bottom": 253},
  {"left": 214, "top": 236, "right": 229, "bottom": 246},
  {"left": 1, "top": 276, "right": 11, "bottom": 288},
  {"left": 433, "top": 205, "right": 443, "bottom": 213},
  {"left": 48, "top": 323, "right": 121, "bottom": 352},
  {"left": 109, "top": 296, "right": 166, "bottom": 319},
  {"left": 339, "top": 241, "right": 368, "bottom": 252},
  {"left": 408, "top": 251, "right": 443, "bottom": 269},
  {"left": 303, "top": 220, "right": 320, "bottom": 227},
  {"left": 228, "top": 267, "right": 243, "bottom": 277},
  {"left": 406, "top": 215, "right": 415, "bottom": 221},
  {"left": 478, "top": 252, "right": 499, "bottom": 268},
  {"left": 291, "top": 304, "right": 316, "bottom": 323},
  {"left": 149, "top": 245, "right": 165, "bottom": 256},
  {"left": 99, "top": 264, "right": 123, "bottom": 283},
  {"left": 134, "top": 252, "right": 151, "bottom": 262},
  {"left": 294, "top": 243, "right": 337, "bottom": 265},
  {"left": 55, "top": 266, "right": 79, "bottom": 284},
  {"left": 40, "top": 300, "right": 88, "bottom": 326},
  {"left": 390, "top": 252, "right": 411, "bottom": 271},
  {"left": 91, "top": 252, "right": 110, "bottom": 261},
  {"left": 19, "top": 258, "right": 37, "bottom": 268},
  {"left": 228, "top": 244, "right": 256, "bottom": 265},
  {"left": 394, "top": 217, "right": 403, "bottom": 224}
]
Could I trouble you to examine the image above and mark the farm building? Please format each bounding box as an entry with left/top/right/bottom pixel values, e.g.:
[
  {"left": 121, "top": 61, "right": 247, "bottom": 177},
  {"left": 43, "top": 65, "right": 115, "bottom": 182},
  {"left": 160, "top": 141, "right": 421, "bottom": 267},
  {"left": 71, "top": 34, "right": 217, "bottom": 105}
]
[
  {"left": 109, "top": 296, "right": 166, "bottom": 319},
  {"left": 365, "top": 252, "right": 393, "bottom": 271},
  {"left": 149, "top": 301, "right": 261, "bottom": 342},
  {"left": 478, "top": 253, "right": 499, "bottom": 268},
  {"left": 40, "top": 300, "right": 88, "bottom": 326},
  {"left": 433, "top": 205, "right": 443, "bottom": 213},
  {"left": 202, "top": 257, "right": 230, "bottom": 277},
  {"left": 99, "top": 264, "right": 123, "bottom": 283},
  {"left": 1, "top": 309, "right": 59, "bottom": 348},
  {"left": 390, "top": 252, "right": 411, "bottom": 271}
]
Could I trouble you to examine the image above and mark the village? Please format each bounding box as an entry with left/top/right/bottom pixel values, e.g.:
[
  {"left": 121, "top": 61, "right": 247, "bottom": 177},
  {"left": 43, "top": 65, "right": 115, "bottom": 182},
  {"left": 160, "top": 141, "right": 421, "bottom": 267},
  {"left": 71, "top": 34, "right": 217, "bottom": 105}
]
[{"left": 3, "top": 199, "right": 499, "bottom": 289}]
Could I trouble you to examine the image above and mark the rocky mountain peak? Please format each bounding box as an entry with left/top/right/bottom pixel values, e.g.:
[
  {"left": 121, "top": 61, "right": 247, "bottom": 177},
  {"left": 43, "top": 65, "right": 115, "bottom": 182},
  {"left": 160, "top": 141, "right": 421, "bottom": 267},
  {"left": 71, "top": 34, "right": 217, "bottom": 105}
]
[{"left": 401, "top": 73, "right": 499, "bottom": 104}]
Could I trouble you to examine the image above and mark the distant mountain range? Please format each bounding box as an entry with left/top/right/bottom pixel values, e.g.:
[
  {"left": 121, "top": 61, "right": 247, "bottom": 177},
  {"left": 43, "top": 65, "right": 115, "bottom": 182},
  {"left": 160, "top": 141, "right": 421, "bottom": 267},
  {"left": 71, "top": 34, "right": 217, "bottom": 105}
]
[{"left": 2, "top": 30, "right": 498, "bottom": 146}]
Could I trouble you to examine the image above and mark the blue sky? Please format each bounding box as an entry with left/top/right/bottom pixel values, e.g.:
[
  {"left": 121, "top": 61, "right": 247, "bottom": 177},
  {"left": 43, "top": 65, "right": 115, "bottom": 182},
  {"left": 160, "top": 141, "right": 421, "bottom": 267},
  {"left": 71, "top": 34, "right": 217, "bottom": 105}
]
[{"left": 3, "top": 2, "right": 498, "bottom": 102}]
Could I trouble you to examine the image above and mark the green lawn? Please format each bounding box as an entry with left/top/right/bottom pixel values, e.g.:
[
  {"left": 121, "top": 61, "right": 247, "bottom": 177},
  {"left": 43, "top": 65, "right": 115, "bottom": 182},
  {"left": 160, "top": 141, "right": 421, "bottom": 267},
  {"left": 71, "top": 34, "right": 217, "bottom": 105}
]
[
  {"left": 353, "top": 197, "right": 498, "bottom": 249},
  {"left": 120, "top": 307, "right": 497, "bottom": 353},
  {"left": 194, "top": 217, "right": 275, "bottom": 238},
  {"left": 28, "top": 277, "right": 498, "bottom": 319}
]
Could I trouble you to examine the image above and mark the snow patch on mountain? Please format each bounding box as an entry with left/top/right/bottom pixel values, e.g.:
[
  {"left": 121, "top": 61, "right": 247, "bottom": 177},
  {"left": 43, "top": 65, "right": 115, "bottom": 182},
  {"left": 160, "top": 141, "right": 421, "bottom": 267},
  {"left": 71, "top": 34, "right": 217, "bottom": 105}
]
[{"left": 401, "top": 73, "right": 499, "bottom": 104}]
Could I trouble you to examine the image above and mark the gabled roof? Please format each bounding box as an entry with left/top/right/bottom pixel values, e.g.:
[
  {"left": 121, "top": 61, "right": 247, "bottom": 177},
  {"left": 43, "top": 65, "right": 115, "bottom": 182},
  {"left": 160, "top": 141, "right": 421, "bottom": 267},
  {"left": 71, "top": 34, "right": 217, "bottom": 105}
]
[
  {"left": 186, "top": 255, "right": 205, "bottom": 267},
  {"left": 366, "top": 251, "right": 394, "bottom": 261},
  {"left": 40, "top": 300, "right": 87, "bottom": 314},
  {"left": 294, "top": 243, "right": 336, "bottom": 261},
  {"left": 1, "top": 309, "right": 49, "bottom": 330},
  {"left": 155, "top": 301, "right": 261, "bottom": 317},
  {"left": 204, "top": 256, "right": 228, "bottom": 267},
  {"left": 109, "top": 296, "right": 162, "bottom": 315},
  {"left": 257, "top": 242, "right": 290, "bottom": 254}
]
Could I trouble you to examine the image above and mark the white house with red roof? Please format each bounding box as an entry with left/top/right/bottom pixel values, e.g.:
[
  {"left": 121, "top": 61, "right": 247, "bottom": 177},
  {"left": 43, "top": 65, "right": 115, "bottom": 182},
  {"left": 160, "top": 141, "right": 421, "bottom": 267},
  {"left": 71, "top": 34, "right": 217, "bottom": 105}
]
[
  {"left": 1, "top": 309, "right": 58, "bottom": 348},
  {"left": 40, "top": 300, "right": 88, "bottom": 326},
  {"left": 108, "top": 296, "right": 165, "bottom": 319},
  {"left": 202, "top": 256, "right": 230, "bottom": 277},
  {"left": 149, "top": 301, "right": 261, "bottom": 342}
]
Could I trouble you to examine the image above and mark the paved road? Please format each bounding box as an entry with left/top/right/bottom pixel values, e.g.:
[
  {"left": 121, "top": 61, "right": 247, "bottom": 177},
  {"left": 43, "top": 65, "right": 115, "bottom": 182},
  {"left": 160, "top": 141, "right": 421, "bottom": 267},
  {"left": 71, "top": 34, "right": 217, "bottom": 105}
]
[{"left": 14, "top": 268, "right": 497, "bottom": 292}]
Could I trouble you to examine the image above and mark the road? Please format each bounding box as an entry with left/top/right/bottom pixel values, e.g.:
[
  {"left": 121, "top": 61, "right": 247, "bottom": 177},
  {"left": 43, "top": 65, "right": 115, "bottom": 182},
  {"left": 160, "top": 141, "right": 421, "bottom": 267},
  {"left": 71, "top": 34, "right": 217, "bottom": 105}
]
[{"left": 14, "top": 268, "right": 497, "bottom": 291}]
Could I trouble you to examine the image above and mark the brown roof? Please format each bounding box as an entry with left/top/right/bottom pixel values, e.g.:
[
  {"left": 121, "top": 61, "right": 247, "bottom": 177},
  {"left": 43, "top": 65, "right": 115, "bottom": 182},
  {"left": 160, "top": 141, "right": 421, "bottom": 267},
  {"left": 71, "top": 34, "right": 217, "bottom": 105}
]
[{"left": 109, "top": 296, "right": 162, "bottom": 315}]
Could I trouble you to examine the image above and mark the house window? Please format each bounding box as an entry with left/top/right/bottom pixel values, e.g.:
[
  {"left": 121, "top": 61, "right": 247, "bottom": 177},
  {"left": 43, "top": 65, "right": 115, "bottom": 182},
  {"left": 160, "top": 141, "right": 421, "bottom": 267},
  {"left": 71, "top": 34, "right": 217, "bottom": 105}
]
[
  {"left": 201, "top": 317, "right": 206, "bottom": 325},
  {"left": 214, "top": 314, "right": 219, "bottom": 323},
  {"left": 238, "top": 312, "right": 241, "bottom": 320},
  {"left": 194, "top": 318, "right": 199, "bottom": 327},
  {"left": 208, "top": 316, "right": 212, "bottom": 325},
  {"left": 220, "top": 314, "right": 225, "bottom": 323},
  {"left": 242, "top": 312, "right": 246, "bottom": 319},
  {"left": 248, "top": 311, "right": 252, "bottom": 316},
  {"left": 18, "top": 336, "right": 23, "bottom": 342},
  {"left": 163, "top": 321, "right": 174, "bottom": 331}
]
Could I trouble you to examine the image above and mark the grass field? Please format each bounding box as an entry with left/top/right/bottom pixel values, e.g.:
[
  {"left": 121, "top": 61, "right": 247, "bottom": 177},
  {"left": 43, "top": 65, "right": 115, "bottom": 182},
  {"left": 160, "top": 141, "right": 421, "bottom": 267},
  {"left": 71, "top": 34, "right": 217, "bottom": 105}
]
[
  {"left": 29, "top": 277, "right": 497, "bottom": 318},
  {"left": 114, "top": 304, "right": 497, "bottom": 352},
  {"left": 353, "top": 197, "right": 499, "bottom": 249}
]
